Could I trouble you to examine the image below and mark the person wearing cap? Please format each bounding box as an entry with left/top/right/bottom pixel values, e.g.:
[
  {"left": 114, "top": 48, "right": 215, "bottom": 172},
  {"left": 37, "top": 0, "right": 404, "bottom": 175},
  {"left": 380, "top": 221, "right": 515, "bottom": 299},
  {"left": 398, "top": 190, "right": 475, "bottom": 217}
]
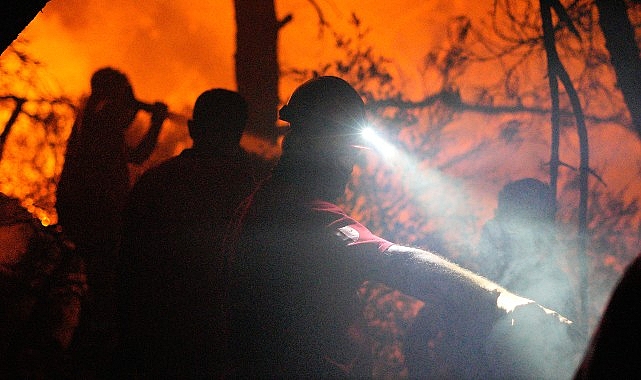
[
  {"left": 113, "top": 89, "right": 256, "bottom": 378},
  {"left": 55, "top": 67, "right": 168, "bottom": 376},
  {"left": 476, "top": 178, "right": 576, "bottom": 320},
  {"left": 57, "top": 67, "right": 169, "bottom": 247},
  {"left": 226, "top": 76, "right": 582, "bottom": 378}
]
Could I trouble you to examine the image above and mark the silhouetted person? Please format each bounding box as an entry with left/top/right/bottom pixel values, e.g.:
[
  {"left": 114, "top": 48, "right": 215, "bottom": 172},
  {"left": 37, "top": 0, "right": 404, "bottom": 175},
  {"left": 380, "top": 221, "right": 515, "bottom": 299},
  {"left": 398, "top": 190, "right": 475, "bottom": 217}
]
[
  {"left": 227, "top": 76, "right": 581, "bottom": 379},
  {"left": 55, "top": 67, "right": 168, "bottom": 377},
  {"left": 114, "top": 89, "right": 255, "bottom": 378},
  {"left": 476, "top": 178, "right": 576, "bottom": 318},
  {"left": 574, "top": 253, "right": 641, "bottom": 379}
]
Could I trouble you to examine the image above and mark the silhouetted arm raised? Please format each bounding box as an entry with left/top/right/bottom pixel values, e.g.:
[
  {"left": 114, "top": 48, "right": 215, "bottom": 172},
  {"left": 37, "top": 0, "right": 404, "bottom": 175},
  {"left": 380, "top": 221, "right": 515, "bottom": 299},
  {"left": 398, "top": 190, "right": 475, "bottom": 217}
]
[{"left": 128, "top": 102, "right": 168, "bottom": 165}]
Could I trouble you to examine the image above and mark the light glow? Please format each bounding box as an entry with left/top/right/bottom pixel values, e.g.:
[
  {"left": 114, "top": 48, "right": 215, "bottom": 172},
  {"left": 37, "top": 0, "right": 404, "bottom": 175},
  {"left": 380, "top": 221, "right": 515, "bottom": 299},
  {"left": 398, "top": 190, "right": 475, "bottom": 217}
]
[{"left": 361, "top": 126, "right": 397, "bottom": 158}]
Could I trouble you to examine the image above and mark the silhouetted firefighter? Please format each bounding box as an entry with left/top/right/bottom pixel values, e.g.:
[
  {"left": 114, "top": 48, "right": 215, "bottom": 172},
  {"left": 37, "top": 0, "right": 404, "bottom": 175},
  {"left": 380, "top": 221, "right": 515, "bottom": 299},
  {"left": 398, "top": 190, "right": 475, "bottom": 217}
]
[
  {"left": 476, "top": 178, "right": 577, "bottom": 320},
  {"left": 55, "top": 67, "right": 168, "bottom": 376},
  {"left": 114, "top": 89, "right": 256, "bottom": 378},
  {"left": 226, "top": 76, "right": 583, "bottom": 379}
]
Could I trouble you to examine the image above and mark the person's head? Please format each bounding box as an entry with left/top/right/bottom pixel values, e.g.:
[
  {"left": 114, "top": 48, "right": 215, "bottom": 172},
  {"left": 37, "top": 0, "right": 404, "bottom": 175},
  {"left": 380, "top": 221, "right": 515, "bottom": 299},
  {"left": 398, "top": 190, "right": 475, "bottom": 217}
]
[
  {"left": 90, "top": 67, "right": 135, "bottom": 103},
  {"left": 84, "top": 67, "right": 139, "bottom": 131},
  {"left": 496, "top": 178, "right": 556, "bottom": 222},
  {"left": 187, "top": 89, "right": 248, "bottom": 152},
  {"left": 278, "top": 76, "right": 367, "bottom": 181}
]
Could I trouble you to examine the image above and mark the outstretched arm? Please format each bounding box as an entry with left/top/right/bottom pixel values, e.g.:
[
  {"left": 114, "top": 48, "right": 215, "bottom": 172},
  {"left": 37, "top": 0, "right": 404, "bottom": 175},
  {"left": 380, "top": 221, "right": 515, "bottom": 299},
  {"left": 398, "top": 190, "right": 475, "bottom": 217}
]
[
  {"left": 377, "top": 244, "right": 518, "bottom": 318},
  {"left": 128, "top": 102, "right": 168, "bottom": 165},
  {"left": 376, "top": 244, "right": 581, "bottom": 379}
]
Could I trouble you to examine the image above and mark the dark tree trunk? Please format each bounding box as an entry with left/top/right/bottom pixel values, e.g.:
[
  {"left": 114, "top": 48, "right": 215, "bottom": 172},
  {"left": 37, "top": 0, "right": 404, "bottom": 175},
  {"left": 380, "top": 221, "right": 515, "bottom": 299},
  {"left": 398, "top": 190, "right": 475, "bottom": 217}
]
[
  {"left": 595, "top": 0, "right": 641, "bottom": 140},
  {"left": 0, "top": 1, "right": 50, "bottom": 53},
  {"left": 541, "top": 0, "right": 590, "bottom": 336},
  {"left": 233, "top": 0, "right": 283, "bottom": 145}
]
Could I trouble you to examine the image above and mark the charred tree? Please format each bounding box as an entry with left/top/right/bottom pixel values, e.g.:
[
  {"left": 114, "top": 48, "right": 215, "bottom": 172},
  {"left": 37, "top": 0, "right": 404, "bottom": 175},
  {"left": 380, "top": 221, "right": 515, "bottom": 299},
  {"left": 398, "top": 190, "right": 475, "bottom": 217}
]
[
  {"left": 541, "top": 0, "right": 590, "bottom": 336},
  {"left": 595, "top": 0, "right": 641, "bottom": 140},
  {"left": 233, "top": 0, "right": 291, "bottom": 145},
  {"left": 0, "top": 96, "right": 26, "bottom": 158}
]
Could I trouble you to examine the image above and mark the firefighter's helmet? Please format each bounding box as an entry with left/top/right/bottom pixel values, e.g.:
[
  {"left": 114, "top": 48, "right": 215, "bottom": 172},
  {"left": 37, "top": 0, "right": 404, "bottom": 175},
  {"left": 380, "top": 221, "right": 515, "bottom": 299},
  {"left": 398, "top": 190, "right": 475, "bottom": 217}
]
[{"left": 279, "top": 76, "right": 366, "bottom": 139}]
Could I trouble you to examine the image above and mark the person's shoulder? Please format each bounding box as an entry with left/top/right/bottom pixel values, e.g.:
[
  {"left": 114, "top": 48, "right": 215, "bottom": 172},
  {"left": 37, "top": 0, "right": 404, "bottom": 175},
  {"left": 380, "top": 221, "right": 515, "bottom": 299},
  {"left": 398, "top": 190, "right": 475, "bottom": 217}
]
[
  {"left": 308, "top": 199, "right": 348, "bottom": 215},
  {"left": 306, "top": 200, "right": 394, "bottom": 252},
  {"left": 131, "top": 156, "right": 186, "bottom": 191},
  {"left": 142, "top": 154, "right": 188, "bottom": 177}
]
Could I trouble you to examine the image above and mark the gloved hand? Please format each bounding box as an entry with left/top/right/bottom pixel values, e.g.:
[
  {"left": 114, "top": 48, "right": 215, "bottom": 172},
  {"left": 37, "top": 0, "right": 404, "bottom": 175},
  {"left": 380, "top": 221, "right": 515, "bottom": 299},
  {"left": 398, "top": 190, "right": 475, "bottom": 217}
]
[{"left": 150, "top": 102, "right": 169, "bottom": 125}]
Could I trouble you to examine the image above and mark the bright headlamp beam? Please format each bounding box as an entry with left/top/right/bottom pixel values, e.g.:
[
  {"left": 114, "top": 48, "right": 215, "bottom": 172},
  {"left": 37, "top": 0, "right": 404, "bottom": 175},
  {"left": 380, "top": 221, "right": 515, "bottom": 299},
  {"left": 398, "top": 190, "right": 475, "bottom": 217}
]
[{"left": 361, "top": 126, "right": 396, "bottom": 157}]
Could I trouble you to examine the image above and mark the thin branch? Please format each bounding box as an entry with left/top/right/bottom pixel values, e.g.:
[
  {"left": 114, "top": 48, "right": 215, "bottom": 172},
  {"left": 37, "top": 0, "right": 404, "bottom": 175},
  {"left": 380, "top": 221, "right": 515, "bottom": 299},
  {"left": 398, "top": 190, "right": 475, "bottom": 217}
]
[
  {"left": 0, "top": 96, "right": 26, "bottom": 158},
  {"left": 366, "top": 90, "right": 624, "bottom": 125}
]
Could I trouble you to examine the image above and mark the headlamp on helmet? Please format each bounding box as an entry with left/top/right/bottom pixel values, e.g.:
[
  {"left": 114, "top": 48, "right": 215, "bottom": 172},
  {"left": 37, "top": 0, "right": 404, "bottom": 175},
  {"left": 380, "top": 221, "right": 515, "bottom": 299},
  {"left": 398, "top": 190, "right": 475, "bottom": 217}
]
[{"left": 279, "top": 76, "right": 367, "bottom": 148}]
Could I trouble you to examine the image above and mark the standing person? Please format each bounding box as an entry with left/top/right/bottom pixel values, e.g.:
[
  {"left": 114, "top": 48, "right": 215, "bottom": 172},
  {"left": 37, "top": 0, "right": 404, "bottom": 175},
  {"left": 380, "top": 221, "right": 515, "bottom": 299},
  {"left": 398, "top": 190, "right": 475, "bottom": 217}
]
[
  {"left": 227, "top": 76, "right": 581, "bottom": 379},
  {"left": 55, "top": 67, "right": 168, "bottom": 377},
  {"left": 114, "top": 89, "right": 255, "bottom": 378},
  {"left": 476, "top": 178, "right": 576, "bottom": 319}
]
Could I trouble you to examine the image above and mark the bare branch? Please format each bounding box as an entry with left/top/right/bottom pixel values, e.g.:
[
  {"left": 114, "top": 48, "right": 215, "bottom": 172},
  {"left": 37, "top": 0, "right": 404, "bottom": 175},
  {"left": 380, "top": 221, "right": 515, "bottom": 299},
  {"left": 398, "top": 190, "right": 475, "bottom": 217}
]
[
  {"left": 306, "top": 0, "right": 329, "bottom": 28},
  {"left": 0, "top": 96, "right": 26, "bottom": 158},
  {"left": 278, "top": 13, "right": 293, "bottom": 29},
  {"left": 366, "top": 90, "right": 623, "bottom": 126}
]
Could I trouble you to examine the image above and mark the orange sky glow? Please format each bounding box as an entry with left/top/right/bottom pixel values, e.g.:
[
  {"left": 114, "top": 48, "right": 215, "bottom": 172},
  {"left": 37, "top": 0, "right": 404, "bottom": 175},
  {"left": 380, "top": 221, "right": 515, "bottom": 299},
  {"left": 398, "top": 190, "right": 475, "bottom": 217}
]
[
  {"left": 2, "top": 0, "right": 641, "bottom": 283},
  {"left": 17, "top": 0, "right": 467, "bottom": 113},
  {"left": 4, "top": 0, "right": 492, "bottom": 204}
]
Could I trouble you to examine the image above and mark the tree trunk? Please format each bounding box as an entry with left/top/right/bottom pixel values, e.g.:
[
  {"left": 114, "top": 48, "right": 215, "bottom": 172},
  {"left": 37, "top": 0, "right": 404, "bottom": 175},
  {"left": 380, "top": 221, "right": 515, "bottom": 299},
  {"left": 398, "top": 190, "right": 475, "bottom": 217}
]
[
  {"left": 233, "top": 0, "right": 282, "bottom": 145},
  {"left": 541, "top": 0, "right": 590, "bottom": 336},
  {"left": 595, "top": 0, "right": 641, "bottom": 140}
]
